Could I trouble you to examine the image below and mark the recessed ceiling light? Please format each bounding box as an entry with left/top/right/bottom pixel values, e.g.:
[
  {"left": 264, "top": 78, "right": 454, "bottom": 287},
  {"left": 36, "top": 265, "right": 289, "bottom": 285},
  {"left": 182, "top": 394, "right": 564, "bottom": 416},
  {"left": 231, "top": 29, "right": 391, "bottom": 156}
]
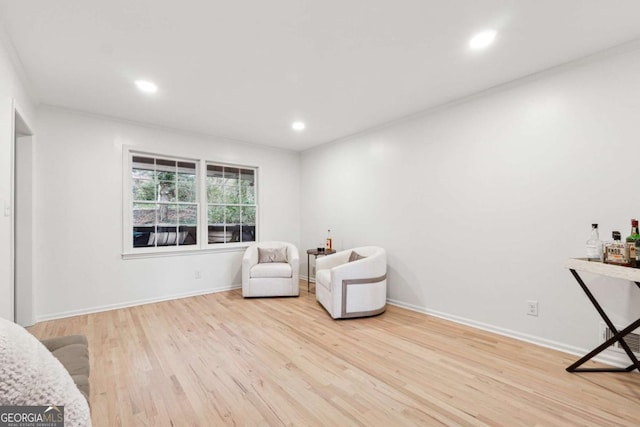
[
  {"left": 292, "top": 121, "right": 305, "bottom": 131},
  {"left": 135, "top": 80, "right": 158, "bottom": 93},
  {"left": 469, "top": 30, "right": 497, "bottom": 50}
]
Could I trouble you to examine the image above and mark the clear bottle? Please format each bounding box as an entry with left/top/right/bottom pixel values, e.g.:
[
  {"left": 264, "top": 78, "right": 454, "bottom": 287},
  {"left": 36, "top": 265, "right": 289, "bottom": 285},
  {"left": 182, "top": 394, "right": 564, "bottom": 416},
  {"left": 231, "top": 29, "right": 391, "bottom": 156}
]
[
  {"left": 586, "top": 223, "right": 603, "bottom": 261},
  {"left": 604, "top": 231, "right": 630, "bottom": 266},
  {"left": 626, "top": 219, "right": 639, "bottom": 267},
  {"left": 325, "top": 229, "right": 333, "bottom": 251}
]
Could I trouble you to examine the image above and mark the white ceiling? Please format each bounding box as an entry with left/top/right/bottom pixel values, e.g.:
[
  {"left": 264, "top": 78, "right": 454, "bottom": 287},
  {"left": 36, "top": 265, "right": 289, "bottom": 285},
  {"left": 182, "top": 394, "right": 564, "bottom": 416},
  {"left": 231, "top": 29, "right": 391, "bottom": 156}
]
[{"left": 2, "top": 1, "right": 640, "bottom": 151}]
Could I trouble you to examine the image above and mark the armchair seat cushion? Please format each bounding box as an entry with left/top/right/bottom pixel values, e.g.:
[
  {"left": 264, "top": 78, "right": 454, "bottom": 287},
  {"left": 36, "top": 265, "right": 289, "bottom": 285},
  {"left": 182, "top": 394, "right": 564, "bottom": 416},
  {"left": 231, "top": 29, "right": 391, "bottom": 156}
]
[{"left": 250, "top": 263, "right": 292, "bottom": 279}]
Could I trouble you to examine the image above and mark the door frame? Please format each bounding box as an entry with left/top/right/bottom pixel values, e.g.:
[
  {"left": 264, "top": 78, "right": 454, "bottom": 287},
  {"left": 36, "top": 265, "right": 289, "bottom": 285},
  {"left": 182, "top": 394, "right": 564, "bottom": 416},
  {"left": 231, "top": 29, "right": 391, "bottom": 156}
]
[{"left": 12, "top": 99, "right": 35, "bottom": 325}]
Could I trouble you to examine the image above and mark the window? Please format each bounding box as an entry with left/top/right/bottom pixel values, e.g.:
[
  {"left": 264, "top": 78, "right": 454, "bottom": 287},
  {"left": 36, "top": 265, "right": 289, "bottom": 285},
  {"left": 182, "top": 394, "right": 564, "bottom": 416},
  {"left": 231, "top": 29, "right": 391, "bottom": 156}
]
[
  {"left": 206, "top": 164, "right": 256, "bottom": 244},
  {"left": 131, "top": 155, "right": 198, "bottom": 249},
  {"left": 125, "top": 149, "right": 258, "bottom": 255}
]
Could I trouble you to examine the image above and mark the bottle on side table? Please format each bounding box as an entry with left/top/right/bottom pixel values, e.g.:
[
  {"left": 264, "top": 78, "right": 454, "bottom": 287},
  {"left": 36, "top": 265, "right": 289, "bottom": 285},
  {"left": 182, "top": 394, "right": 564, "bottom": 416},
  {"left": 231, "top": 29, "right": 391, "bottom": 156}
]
[
  {"left": 604, "top": 231, "right": 630, "bottom": 266},
  {"left": 626, "top": 219, "right": 640, "bottom": 268},
  {"left": 325, "top": 229, "right": 333, "bottom": 251},
  {"left": 586, "top": 223, "right": 603, "bottom": 261}
]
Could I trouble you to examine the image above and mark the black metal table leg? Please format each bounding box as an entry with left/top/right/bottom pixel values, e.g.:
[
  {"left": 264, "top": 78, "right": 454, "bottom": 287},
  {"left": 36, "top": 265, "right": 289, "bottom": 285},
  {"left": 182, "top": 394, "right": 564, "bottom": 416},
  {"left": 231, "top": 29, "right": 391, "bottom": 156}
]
[{"left": 567, "top": 269, "right": 640, "bottom": 373}]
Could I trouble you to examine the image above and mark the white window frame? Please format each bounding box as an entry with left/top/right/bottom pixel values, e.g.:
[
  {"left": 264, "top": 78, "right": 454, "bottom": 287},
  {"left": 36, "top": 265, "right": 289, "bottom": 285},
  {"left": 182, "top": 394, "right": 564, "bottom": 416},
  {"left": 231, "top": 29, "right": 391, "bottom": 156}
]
[{"left": 122, "top": 146, "right": 259, "bottom": 259}]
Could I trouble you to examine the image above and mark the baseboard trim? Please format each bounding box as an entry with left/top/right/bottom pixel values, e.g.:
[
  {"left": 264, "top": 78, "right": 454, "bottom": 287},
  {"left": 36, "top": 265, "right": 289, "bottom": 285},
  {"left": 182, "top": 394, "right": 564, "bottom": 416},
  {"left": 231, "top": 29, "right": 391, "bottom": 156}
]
[
  {"left": 36, "top": 285, "right": 242, "bottom": 323},
  {"left": 386, "top": 298, "right": 636, "bottom": 370}
]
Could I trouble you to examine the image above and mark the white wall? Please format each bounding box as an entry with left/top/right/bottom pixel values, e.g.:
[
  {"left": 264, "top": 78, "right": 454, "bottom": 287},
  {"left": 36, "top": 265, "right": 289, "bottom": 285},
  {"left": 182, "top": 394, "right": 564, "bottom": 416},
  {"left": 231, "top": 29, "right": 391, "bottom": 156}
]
[
  {"left": 301, "top": 46, "right": 640, "bottom": 362},
  {"left": 0, "top": 30, "right": 36, "bottom": 321},
  {"left": 34, "top": 107, "right": 300, "bottom": 320}
]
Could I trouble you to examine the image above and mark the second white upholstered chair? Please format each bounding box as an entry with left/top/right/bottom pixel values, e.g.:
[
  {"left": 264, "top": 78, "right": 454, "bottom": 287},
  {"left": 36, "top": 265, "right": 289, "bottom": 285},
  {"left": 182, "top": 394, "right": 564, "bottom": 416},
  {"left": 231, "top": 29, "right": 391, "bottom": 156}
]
[{"left": 315, "top": 246, "right": 387, "bottom": 319}]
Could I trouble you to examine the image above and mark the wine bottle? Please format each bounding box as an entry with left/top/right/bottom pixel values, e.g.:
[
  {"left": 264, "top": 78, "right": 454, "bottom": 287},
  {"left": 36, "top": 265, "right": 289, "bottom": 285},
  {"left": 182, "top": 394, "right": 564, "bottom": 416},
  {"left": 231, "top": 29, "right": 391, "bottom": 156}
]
[
  {"left": 626, "top": 219, "right": 639, "bottom": 267},
  {"left": 585, "top": 223, "right": 603, "bottom": 261},
  {"left": 325, "top": 229, "right": 333, "bottom": 251}
]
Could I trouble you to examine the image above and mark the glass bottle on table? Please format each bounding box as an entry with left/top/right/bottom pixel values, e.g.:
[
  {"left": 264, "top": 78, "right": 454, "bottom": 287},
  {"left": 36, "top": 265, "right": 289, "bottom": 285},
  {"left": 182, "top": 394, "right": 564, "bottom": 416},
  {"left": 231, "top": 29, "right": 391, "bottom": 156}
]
[
  {"left": 604, "top": 231, "right": 630, "bottom": 266},
  {"left": 325, "top": 229, "right": 333, "bottom": 251},
  {"left": 626, "top": 219, "right": 640, "bottom": 268},
  {"left": 585, "top": 223, "right": 603, "bottom": 262}
]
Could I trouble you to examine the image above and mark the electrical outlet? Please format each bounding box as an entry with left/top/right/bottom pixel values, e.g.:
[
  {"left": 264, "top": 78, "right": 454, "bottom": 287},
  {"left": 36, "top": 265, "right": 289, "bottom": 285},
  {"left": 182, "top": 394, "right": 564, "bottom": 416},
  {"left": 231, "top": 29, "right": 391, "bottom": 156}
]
[
  {"left": 527, "top": 300, "right": 538, "bottom": 316},
  {"left": 195, "top": 270, "right": 202, "bottom": 279}
]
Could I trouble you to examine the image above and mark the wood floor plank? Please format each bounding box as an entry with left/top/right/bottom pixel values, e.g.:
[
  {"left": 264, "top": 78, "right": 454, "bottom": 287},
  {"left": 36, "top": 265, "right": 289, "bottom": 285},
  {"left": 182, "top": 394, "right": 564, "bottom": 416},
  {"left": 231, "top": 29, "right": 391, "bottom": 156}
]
[{"left": 28, "top": 282, "right": 640, "bottom": 426}]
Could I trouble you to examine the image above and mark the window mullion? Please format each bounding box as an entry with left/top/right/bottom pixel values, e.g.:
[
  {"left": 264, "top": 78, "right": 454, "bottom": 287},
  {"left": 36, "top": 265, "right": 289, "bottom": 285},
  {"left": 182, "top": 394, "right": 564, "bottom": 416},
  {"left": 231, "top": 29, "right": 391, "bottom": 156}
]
[
  {"left": 174, "top": 161, "right": 180, "bottom": 247},
  {"left": 199, "top": 159, "right": 208, "bottom": 249},
  {"left": 153, "top": 158, "right": 158, "bottom": 248}
]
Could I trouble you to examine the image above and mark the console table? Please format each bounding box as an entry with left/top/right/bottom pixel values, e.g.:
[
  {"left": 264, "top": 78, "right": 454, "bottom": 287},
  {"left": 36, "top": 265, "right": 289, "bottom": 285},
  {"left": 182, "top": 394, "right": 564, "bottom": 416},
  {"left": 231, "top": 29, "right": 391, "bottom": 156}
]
[
  {"left": 565, "top": 258, "right": 640, "bottom": 373},
  {"left": 306, "top": 248, "right": 336, "bottom": 292}
]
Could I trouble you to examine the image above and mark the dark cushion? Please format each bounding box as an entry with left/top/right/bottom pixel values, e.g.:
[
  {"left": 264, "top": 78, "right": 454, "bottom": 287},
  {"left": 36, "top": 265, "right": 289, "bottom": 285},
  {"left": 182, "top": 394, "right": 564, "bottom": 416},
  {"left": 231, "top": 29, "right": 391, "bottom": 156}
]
[
  {"left": 40, "top": 335, "right": 90, "bottom": 405},
  {"left": 71, "top": 374, "right": 90, "bottom": 405},
  {"left": 349, "top": 251, "right": 366, "bottom": 262},
  {"left": 40, "top": 335, "right": 87, "bottom": 352},
  {"left": 51, "top": 344, "right": 90, "bottom": 377}
]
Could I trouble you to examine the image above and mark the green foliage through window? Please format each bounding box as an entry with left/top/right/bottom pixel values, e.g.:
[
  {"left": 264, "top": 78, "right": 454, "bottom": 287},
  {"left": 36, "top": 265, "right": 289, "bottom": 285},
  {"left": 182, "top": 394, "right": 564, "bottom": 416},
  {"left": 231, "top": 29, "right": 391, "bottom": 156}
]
[
  {"left": 130, "top": 154, "right": 257, "bottom": 249},
  {"left": 132, "top": 155, "right": 198, "bottom": 248},
  {"left": 206, "top": 164, "right": 256, "bottom": 244}
]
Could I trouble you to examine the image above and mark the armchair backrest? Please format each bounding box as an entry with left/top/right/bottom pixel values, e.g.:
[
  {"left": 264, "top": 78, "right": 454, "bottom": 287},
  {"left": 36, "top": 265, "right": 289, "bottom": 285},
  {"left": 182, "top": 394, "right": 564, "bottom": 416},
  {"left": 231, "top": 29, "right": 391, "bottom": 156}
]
[
  {"left": 349, "top": 246, "right": 384, "bottom": 259},
  {"left": 346, "top": 246, "right": 386, "bottom": 277},
  {"left": 316, "top": 246, "right": 386, "bottom": 278}
]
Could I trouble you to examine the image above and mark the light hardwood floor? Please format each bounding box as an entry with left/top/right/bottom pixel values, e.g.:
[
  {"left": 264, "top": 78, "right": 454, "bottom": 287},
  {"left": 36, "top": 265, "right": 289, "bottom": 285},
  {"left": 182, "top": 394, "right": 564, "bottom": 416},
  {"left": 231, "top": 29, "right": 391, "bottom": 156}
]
[{"left": 29, "top": 282, "right": 640, "bottom": 426}]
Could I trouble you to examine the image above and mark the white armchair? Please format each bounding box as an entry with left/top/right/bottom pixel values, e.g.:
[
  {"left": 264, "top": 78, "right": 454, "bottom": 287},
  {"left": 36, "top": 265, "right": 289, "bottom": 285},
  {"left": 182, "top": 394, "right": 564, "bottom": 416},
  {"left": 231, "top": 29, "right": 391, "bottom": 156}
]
[
  {"left": 242, "top": 241, "right": 300, "bottom": 297},
  {"left": 315, "top": 246, "right": 387, "bottom": 319}
]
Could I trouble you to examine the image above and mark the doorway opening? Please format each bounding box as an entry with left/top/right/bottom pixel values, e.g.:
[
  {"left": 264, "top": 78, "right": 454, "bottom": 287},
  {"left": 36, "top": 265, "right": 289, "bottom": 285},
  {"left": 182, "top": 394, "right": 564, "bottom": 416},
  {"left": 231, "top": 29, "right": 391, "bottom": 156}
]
[{"left": 13, "top": 106, "right": 34, "bottom": 326}]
